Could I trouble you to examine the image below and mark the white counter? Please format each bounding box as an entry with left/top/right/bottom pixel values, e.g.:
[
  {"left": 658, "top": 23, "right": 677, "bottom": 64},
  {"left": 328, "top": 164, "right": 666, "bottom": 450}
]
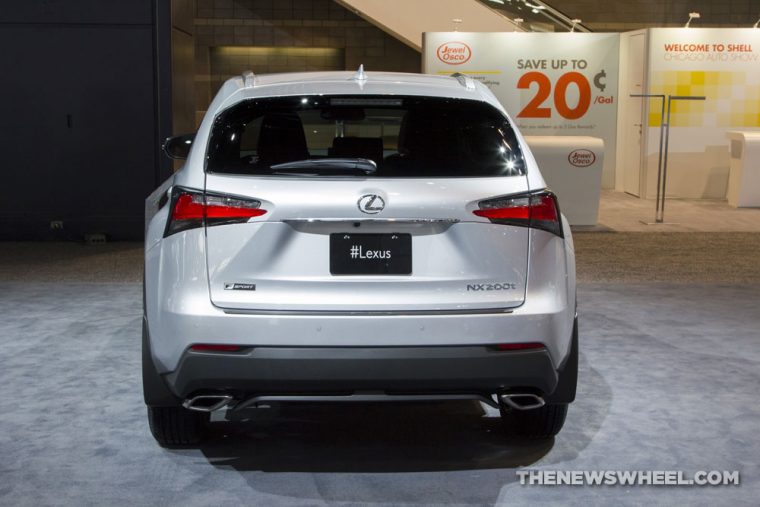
[
  {"left": 726, "top": 131, "right": 760, "bottom": 208},
  {"left": 524, "top": 136, "right": 605, "bottom": 226}
]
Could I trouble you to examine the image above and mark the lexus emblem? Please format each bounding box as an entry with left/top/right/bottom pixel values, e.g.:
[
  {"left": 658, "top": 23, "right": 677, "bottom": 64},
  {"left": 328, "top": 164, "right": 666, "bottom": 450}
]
[{"left": 357, "top": 194, "right": 385, "bottom": 214}]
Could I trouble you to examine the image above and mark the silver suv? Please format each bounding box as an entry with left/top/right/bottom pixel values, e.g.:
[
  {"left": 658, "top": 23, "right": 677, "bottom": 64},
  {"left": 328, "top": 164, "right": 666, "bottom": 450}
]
[{"left": 143, "top": 69, "right": 577, "bottom": 446}]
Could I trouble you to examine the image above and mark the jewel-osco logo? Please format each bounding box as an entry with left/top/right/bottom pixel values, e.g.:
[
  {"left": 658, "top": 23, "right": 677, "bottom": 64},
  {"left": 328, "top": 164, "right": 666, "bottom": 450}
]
[
  {"left": 436, "top": 42, "right": 472, "bottom": 65},
  {"left": 568, "top": 149, "right": 596, "bottom": 167}
]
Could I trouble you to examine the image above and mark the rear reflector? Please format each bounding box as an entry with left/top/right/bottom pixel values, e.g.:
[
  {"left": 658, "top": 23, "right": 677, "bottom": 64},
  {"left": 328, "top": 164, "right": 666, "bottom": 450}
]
[
  {"left": 474, "top": 190, "right": 562, "bottom": 237},
  {"left": 493, "top": 342, "right": 545, "bottom": 351},
  {"left": 189, "top": 344, "right": 245, "bottom": 352},
  {"left": 165, "top": 187, "right": 267, "bottom": 236}
]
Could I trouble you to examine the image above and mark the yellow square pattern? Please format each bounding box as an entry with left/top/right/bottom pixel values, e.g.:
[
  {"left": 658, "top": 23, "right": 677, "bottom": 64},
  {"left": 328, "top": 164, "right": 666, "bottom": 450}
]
[{"left": 648, "top": 71, "right": 760, "bottom": 128}]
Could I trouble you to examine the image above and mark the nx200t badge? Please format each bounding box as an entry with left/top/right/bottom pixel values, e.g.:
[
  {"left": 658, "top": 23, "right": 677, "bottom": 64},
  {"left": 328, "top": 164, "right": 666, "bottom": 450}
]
[
  {"left": 357, "top": 194, "right": 385, "bottom": 214},
  {"left": 467, "top": 283, "right": 517, "bottom": 291}
]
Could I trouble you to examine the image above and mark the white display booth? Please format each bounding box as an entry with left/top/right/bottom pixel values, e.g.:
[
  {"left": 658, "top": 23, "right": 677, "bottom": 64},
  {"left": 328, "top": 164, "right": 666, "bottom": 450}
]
[
  {"left": 525, "top": 136, "right": 604, "bottom": 226},
  {"left": 619, "top": 28, "right": 760, "bottom": 200}
]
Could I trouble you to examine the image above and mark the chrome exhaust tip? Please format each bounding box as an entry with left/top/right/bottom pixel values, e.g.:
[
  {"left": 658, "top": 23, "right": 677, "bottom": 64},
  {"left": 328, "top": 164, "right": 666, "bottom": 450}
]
[
  {"left": 182, "top": 394, "right": 234, "bottom": 412},
  {"left": 499, "top": 393, "right": 545, "bottom": 411}
]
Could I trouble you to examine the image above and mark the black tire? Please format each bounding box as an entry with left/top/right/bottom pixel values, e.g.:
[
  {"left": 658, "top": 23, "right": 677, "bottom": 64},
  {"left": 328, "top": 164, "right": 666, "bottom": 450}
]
[
  {"left": 147, "top": 406, "right": 209, "bottom": 447},
  {"left": 500, "top": 403, "right": 568, "bottom": 439}
]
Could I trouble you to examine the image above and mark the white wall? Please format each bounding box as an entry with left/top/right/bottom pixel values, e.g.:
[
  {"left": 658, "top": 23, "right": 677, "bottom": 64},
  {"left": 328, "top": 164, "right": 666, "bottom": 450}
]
[{"left": 642, "top": 28, "right": 760, "bottom": 199}]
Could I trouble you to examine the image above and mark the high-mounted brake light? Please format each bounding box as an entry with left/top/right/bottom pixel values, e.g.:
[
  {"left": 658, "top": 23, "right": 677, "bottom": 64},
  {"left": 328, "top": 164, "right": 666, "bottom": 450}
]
[
  {"left": 165, "top": 188, "right": 267, "bottom": 236},
  {"left": 473, "top": 190, "right": 562, "bottom": 237}
]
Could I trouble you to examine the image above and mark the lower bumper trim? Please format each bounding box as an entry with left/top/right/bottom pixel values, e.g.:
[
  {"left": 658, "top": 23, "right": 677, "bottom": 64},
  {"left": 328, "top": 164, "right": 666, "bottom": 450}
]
[
  {"left": 234, "top": 393, "right": 500, "bottom": 409},
  {"left": 165, "top": 345, "right": 559, "bottom": 400}
]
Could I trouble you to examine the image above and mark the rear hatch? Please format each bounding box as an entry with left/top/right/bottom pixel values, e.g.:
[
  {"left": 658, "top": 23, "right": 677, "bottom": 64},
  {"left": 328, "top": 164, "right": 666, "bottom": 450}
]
[{"left": 203, "top": 94, "right": 531, "bottom": 312}]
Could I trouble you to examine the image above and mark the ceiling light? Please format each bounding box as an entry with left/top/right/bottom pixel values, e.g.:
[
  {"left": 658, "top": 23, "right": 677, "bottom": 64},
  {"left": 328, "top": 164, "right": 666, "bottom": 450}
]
[
  {"left": 685, "top": 12, "right": 700, "bottom": 28},
  {"left": 488, "top": 0, "right": 505, "bottom": 4},
  {"left": 570, "top": 19, "right": 582, "bottom": 32}
]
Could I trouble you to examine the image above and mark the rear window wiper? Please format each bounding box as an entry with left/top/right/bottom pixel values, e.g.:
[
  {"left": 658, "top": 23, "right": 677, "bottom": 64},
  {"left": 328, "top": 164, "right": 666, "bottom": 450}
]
[{"left": 270, "top": 158, "right": 377, "bottom": 176}]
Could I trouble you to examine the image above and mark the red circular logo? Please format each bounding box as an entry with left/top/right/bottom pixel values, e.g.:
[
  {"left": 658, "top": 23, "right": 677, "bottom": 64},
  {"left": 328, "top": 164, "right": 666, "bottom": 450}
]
[
  {"left": 436, "top": 42, "right": 472, "bottom": 65},
  {"left": 568, "top": 149, "right": 596, "bottom": 167}
]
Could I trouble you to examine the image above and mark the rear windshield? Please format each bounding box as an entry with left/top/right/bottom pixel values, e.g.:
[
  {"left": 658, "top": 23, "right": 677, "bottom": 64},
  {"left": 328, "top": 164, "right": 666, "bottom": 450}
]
[{"left": 206, "top": 95, "right": 525, "bottom": 177}]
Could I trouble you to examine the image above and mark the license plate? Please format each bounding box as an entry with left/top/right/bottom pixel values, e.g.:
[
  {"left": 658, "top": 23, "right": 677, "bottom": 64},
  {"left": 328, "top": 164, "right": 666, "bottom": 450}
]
[{"left": 330, "top": 233, "right": 412, "bottom": 275}]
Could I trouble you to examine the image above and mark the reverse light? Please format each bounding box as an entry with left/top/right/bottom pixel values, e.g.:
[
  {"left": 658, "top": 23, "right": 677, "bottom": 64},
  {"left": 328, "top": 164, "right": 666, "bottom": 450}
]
[
  {"left": 165, "top": 188, "right": 267, "bottom": 236},
  {"left": 474, "top": 190, "right": 563, "bottom": 237}
]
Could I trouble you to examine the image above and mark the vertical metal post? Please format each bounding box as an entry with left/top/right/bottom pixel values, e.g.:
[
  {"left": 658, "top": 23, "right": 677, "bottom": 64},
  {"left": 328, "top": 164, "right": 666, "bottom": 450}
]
[
  {"left": 660, "top": 95, "right": 706, "bottom": 223},
  {"left": 655, "top": 97, "right": 667, "bottom": 222},
  {"left": 659, "top": 97, "right": 672, "bottom": 222}
]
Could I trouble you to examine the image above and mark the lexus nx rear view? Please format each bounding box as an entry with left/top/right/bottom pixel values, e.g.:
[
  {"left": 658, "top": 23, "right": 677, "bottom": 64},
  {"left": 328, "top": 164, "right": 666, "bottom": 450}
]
[{"left": 143, "top": 70, "right": 578, "bottom": 446}]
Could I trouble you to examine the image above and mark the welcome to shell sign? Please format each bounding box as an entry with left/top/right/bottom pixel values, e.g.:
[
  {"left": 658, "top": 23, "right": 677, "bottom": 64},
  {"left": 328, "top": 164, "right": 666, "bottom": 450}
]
[
  {"left": 423, "top": 32, "right": 620, "bottom": 188},
  {"left": 642, "top": 28, "right": 760, "bottom": 199}
]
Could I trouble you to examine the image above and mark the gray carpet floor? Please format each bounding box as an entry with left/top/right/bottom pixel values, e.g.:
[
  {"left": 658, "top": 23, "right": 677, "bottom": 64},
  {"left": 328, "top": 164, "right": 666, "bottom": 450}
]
[{"left": 1, "top": 282, "right": 757, "bottom": 506}]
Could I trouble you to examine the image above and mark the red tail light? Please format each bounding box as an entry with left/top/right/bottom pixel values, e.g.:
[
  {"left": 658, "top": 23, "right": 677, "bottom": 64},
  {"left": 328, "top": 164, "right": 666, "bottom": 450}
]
[
  {"left": 473, "top": 190, "right": 562, "bottom": 237},
  {"left": 189, "top": 344, "right": 245, "bottom": 352},
  {"left": 165, "top": 188, "right": 267, "bottom": 236}
]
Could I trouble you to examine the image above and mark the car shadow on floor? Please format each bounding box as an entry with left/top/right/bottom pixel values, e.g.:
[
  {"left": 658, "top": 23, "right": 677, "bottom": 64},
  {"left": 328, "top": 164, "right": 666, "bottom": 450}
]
[
  {"left": 185, "top": 350, "right": 610, "bottom": 474},
  {"left": 193, "top": 400, "right": 555, "bottom": 473}
]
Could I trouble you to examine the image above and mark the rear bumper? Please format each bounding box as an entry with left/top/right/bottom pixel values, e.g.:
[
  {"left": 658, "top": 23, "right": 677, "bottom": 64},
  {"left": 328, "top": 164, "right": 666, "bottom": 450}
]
[
  {"left": 145, "top": 228, "right": 576, "bottom": 375},
  {"left": 144, "top": 228, "right": 576, "bottom": 399},
  {"left": 164, "top": 345, "right": 559, "bottom": 400}
]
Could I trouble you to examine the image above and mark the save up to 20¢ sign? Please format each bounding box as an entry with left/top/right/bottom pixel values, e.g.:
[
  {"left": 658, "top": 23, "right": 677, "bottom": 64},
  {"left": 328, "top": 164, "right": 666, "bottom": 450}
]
[{"left": 423, "top": 32, "right": 620, "bottom": 188}]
